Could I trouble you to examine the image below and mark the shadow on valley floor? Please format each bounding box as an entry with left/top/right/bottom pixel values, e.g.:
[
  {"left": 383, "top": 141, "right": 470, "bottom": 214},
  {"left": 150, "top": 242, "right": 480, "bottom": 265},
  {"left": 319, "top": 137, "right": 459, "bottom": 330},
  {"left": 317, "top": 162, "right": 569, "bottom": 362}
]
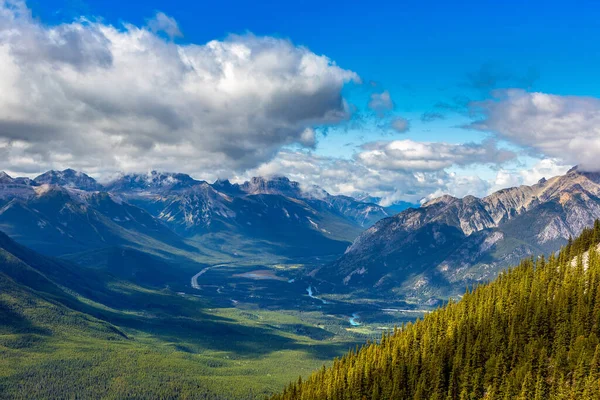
[{"left": 89, "top": 303, "right": 350, "bottom": 361}]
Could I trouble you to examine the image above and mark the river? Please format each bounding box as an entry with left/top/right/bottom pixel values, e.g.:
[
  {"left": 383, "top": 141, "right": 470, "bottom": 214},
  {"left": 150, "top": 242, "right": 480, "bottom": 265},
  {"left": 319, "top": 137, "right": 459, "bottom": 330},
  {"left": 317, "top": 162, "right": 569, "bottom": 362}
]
[
  {"left": 306, "top": 286, "right": 328, "bottom": 304},
  {"left": 349, "top": 313, "right": 361, "bottom": 326}
]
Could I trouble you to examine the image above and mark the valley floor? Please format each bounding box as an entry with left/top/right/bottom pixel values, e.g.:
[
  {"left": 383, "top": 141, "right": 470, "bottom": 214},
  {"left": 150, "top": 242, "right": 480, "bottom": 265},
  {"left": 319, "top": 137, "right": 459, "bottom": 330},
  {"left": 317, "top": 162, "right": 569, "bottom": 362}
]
[{"left": 0, "top": 248, "right": 424, "bottom": 399}]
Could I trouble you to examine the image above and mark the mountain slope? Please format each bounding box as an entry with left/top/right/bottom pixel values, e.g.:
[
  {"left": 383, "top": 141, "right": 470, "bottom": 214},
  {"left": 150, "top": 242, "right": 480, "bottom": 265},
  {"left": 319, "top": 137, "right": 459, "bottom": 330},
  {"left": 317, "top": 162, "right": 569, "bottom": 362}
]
[
  {"left": 108, "top": 173, "right": 391, "bottom": 256},
  {"left": 322, "top": 167, "right": 600, "bottom": 302},
  {"left": 0, "top": 169, "right": 392, "bottom": 259},
  {"left": 0, "top": 180, "right": 193, "bottom": 256},
  {"left": 0, "top": 231, "right": 234, "bottom": 399},
  {"left": 273, "top": 222, "right": 600, "bottom": 400}
]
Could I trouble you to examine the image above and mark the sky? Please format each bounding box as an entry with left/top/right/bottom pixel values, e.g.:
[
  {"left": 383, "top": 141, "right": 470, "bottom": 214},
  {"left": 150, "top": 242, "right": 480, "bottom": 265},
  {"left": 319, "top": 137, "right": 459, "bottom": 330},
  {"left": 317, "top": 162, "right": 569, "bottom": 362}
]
[{"left": 0, "top": 0, "right": 599, "bottom": 205}]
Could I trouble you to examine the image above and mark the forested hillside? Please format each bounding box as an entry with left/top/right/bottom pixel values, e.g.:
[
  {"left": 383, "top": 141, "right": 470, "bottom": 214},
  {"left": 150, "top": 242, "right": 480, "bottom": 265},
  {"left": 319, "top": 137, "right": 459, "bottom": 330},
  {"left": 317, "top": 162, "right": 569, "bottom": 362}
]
[{"left": 273, "top": 221, "right": 600, "bottom": 399}]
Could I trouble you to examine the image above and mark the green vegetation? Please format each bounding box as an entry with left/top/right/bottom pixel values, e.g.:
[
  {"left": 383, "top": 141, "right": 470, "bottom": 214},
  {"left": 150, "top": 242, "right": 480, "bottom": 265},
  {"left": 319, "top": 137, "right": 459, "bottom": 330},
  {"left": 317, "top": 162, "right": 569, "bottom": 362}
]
[
  {"left": 0, "top": 270, "right": 353, "bottom": 399},
  {"left": 273, "top": 221, "right": 600, "bottom": 399},
  {"left": 0, "top": 232, "right": 365, "bottom": 399}
]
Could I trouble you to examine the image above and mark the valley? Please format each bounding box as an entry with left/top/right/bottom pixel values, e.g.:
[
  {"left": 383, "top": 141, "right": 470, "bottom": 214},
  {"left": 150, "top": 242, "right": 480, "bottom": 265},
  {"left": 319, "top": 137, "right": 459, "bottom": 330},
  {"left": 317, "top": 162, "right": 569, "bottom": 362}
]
[
  {"left": 0, "top": 240, "right": 419, "bottom": 399},
  {"left": 0, "top": 3, "right": 596, "bottom": 398},
  {"left": 2, "top": 167, "right": 599, "bottom": 398},
  {"left": 0, "top": 169, "right": 416, "bottom": 398},
  {"left": 0, "top": 243, "right": 359, "bottom": 398}
]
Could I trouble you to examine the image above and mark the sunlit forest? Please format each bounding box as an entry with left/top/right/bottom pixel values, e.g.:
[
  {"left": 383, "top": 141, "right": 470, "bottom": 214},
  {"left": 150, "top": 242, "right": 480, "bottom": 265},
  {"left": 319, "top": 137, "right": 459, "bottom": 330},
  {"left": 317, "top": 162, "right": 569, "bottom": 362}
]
[{"left": 273, "top": 221, "right": 600, "bottom": 399}]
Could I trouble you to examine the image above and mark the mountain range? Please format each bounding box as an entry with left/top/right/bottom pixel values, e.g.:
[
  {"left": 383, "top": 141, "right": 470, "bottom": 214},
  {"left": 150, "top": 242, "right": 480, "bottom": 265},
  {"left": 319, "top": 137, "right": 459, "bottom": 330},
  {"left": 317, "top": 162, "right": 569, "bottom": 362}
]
[
  {"left": 4, "top": 164, "right": 600, "bottom": 399},
  {"left": 4, "top": 166, "right": 600, "bottom": 306},
  {"left": 318, "top": 166, "right": 600, "bottom": 304},
  {"left": 0, "top": 169, "right": 392, "bottom": 258}
]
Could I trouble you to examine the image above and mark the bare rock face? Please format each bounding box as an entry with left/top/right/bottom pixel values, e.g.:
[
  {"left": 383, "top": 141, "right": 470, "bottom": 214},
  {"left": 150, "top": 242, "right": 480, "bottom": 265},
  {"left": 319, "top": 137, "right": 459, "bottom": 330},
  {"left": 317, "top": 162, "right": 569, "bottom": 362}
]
[
  {"left": 34, "top": 169, "right": 104, "bottom": 191},
  {"left": 322, "top": 167, "right": 600, "bottom": 303}
]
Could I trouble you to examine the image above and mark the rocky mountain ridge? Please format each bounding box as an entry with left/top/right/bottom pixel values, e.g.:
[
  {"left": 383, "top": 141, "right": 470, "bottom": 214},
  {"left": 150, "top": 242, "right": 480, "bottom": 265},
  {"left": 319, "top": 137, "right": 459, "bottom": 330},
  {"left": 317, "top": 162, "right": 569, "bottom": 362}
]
[
  {"left": 0, "top": 169, "right": 392, "bottom": 257},
  {"left": 322, "top": 167, "right": 600, "bottom": 304}
]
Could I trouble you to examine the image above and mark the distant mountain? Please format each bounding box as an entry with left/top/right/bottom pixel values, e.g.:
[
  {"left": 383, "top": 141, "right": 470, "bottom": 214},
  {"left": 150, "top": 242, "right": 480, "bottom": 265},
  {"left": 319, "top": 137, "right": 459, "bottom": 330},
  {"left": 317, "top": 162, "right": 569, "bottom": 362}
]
[
  {"left": 0, "top": 171, "right": 14, "bottom": 184},
  {"left": 0, "top": 169, "right": 393, "bottom": 258},
  {"left": 321, "top": 167, "right": 600, "bottom": 303},
  {"left": 108, "top": 173, "right": 392, "bottom": 256},
  {"left": 354, "top": 194, "right": 417, "bottom": 214},
  {"left": 0, "top": 182, "right": 191, "bottom": 256},
  {"left": 105, "top": 170, "right": 204, "bottom": 193},
  {"left": 239, "top": 176, "right": 304, "bottom": 197},
  {"left": 34, "top": 169, "right": 104, "bottom": 191}
]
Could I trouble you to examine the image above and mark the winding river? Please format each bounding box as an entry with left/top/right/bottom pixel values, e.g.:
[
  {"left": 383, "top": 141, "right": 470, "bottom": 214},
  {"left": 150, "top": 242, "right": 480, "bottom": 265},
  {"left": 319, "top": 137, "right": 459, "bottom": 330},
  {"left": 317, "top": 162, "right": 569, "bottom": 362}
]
[
  {"left": 349, "top": 313, "right": 361, "bottom": 326},
  {"left": 306, "top": 286, "right": 328, "bottom": 304}
]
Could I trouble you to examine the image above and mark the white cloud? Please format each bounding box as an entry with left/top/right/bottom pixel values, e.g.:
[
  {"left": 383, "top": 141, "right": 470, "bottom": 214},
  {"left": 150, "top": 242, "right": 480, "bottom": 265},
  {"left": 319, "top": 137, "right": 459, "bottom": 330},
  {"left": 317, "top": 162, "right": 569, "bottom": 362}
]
[
  {"left": 299, "top": 127, "right": 317, "bottom": 148},
  {"left": 469, "top": 89, "right": 600, "bottom": 171},
  {"left": 489, "top": 159, "right": 571, "bottom": 193},
  {"left": 390, "top": 117, "right": 410, "bottom": 133},
  {"left": 356, "top": 139, "right": 516, "bottom": 172},
  {"left": 492, "top": 169, "right": 522, "bottom": 190},
  {"left": 0, "top": 3, "right": 583, "bottom": 206},
  {"left": 519, "top": 158, "right": 571, "bottom": 186},
  {"left": 368, "top": 91, "right": 394, "bottom": 114},
  {"left": 147, "top": 12, "right": 182, "bottom": 39},
  {"left": 241, "top": 144, "right": 500, "bottom": 206},
  {"left": 421, "top": 174, "right": 491, "bottom": 204},
  {"left": 0, "top": 1, "right": 358, "bottom": 178}
]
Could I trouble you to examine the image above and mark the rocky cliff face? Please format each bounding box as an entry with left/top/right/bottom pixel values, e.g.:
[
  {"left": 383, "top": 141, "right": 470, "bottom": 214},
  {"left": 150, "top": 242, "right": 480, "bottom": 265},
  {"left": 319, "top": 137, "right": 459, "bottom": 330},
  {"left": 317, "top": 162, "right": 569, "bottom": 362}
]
[{"left": 322, "top": 167, "right": 600, "bottom": 303}]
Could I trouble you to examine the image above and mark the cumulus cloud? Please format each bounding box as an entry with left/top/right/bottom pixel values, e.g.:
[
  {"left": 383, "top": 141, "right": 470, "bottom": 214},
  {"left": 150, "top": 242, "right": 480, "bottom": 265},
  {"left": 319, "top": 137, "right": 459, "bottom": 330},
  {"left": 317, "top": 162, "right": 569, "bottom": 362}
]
[
  {"left": 490, "top": 158, "right": 571, "bottom": 193},
  {"left": 242, "top": 150, "right": 491, "bottom": 205},
  {"left": 390, "top": 117, "right": 410, "bottom": 133},
  {"left": 368, "top": 91, "right": 394, "bottom": 114},
  {"left": 147, "top": 12, "right": 182, "bottom": 39},
  {"left": 420, "top": 174, "right": 491, "bottom": 204},
  {"left": 519, "top": 158, "right": 571, "bottom": 185},
  {"left": 356, "top": 139, "right": 516, "bottom": 172},
  {"left": 492, "top": 169, "right": 522, "bottom": 191},
  {"left": 469, "top": 89, "right": 600, "bottom": 171},
  {"left": 241, "top": 138, "right": 516, "bottom": 205},
  {"left": 0, "top": 1, "right": 358, "bottom": 177}
]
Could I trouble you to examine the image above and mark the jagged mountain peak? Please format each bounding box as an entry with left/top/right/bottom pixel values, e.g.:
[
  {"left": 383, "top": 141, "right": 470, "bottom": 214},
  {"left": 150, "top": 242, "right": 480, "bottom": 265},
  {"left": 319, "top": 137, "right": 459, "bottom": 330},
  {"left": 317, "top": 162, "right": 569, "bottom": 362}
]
[
  {"left": 213, "top": 178, "right": 232, "bottom": 185},
  {"left": 106, "top": 171, "right": 203, "bottom": 192},
  {"left": 240, "top": 175, "right": 302, "bottom": 197},
  {"left": 212, "top": 178, "right": 244, "bottom": 197},
  {"left": 34, "top": 169, "right": 103, "bottom": 191},
  {"left": 0, "top": 171, "right": 14, "bottom": 183}
]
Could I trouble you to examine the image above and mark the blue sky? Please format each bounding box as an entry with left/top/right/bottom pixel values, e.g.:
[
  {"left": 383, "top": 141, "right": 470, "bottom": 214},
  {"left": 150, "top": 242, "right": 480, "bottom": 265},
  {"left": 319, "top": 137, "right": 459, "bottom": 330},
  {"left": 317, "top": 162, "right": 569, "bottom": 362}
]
[
  {"left": 30, "top": 0, "right": 600, "bottom": 98},
  {"left": 1, "top": 0, "right": 599, "bottom": 203}
]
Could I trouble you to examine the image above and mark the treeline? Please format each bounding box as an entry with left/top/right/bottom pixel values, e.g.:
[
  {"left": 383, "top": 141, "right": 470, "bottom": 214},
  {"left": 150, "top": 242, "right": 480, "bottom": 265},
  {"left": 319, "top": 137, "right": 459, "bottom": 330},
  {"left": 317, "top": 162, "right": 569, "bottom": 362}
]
[{"left": 272, "top": 221, "right": 600, "bottom": 399}]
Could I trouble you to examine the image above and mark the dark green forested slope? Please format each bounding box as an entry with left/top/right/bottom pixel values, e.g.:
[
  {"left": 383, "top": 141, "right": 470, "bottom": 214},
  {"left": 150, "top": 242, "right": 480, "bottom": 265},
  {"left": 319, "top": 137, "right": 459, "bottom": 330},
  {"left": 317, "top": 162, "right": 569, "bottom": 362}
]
[{"left": 273, "top": 221, "right": 600, "bottom": 400}]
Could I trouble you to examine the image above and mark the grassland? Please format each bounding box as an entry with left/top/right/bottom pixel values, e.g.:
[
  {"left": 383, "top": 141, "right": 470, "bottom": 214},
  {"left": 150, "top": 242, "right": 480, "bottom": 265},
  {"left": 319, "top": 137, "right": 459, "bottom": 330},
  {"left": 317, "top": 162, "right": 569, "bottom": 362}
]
[{"left": 0, "top": 231, "right": 421, "bottom": 399}]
